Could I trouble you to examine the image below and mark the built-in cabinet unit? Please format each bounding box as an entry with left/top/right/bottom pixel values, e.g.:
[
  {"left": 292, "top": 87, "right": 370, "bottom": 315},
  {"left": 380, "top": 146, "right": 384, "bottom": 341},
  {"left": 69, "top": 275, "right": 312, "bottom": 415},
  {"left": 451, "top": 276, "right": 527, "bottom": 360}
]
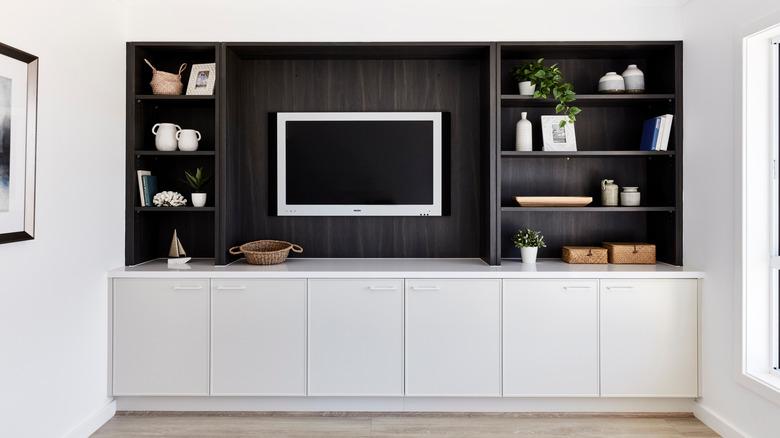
[
  {"left": 211, "top": 279, "right": 306, "bottom": 395},
  {"left": 502, "top": 279, "right": 599, "bottom": 397}
]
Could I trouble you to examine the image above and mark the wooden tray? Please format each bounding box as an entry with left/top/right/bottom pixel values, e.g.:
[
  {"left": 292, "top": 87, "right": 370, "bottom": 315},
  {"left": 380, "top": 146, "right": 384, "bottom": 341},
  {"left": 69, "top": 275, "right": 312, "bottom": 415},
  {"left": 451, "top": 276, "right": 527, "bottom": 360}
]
[{"left": 515, "top": 196, "right": 593, "bottom": 207}]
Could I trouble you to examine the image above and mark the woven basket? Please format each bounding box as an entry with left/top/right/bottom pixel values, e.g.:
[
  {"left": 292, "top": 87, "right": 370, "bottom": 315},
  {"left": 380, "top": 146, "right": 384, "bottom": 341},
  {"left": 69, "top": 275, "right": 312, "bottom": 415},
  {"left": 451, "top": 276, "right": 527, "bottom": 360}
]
[
  {"left": 603, "top": 242, "right": 656, "bottom": 264},
  {"left": 144, "top": 59, "right": 187, "bottom": 95},
  {"left": 229, "top": 240, "right": 303, "bottom": 265},
  {"left": 562, "top": 246, "right": 608, "bottom": 264}
]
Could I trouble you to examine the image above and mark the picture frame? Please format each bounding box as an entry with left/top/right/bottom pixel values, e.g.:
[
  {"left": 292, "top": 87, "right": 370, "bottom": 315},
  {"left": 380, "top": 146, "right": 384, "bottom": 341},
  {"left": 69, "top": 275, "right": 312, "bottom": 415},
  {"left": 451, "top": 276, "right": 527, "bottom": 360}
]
[
  {"left": 0, "top": 42, "right": 37, "bottom": 244},
  {"left": 186, "top": 63, "right": 216, "bottom": 95},
  {"left": 541, "top": 115, "right": 577, "bottom": 151}
]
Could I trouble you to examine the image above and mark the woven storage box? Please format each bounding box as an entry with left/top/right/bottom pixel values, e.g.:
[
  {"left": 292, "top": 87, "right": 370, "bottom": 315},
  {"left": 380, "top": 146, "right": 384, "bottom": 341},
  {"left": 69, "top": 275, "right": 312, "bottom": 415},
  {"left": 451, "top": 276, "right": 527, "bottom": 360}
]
[
  {"left": 144, "top": 59, "right": 187, "bottom": 95},
  {"left": 603, "top": 242, "right": 656, "bottom": 264},
  {"left": 562, "top": 246, "right": 608, "bottom": 264},
  {"left": 229, "top": 240, "right": 303, "bottom": 265}
]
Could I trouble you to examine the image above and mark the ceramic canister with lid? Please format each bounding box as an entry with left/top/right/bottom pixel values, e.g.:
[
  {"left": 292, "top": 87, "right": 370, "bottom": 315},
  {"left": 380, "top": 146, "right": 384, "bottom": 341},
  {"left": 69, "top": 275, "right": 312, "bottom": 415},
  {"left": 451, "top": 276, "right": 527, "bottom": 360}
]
[
  {"left": 620, "top": 186, "right": 641, "bottom": 206},
  {"left": 598, "top": 72, "right": 625, "bottom": 93},
  {"left": 622, "top": 64, "right": 645, "bottom": 93}
]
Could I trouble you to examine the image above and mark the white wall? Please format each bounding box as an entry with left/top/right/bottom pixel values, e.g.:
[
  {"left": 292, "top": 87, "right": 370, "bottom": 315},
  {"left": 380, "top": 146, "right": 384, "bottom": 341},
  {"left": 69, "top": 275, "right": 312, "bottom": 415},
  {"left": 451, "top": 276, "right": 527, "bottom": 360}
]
[
  {"left": 683, "top": 0, "right": 780, "bottom": 437},
  {"left": 0, "top": 1, "right": 125, "bottom": 437}
]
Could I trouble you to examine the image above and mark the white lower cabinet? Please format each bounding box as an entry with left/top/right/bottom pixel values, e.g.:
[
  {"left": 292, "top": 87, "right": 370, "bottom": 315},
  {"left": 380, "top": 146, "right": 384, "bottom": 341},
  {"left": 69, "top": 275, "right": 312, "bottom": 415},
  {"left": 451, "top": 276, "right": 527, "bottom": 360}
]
[
  {"left": 405, "top": 279, "right": 501, "bottom": 396},
  {"left": 113, "top": 279, "right": 209, "bottom": 395},
  {"left": 503, "top": 279, "right": 599, "bottom": 396},
  {"left": 600, "top": 279, "right": 698, "bottom": 397},
  {"left": 308, "top": 279, "right": 404, "bottom": 396},
  {"left": 211, "top": 279, "right": 306, "bottom": 395}
]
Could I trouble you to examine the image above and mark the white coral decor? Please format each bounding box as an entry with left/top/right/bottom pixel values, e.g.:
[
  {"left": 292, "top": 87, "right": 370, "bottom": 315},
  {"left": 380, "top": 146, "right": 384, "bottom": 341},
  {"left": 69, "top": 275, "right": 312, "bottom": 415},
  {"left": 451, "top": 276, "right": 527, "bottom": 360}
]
[{"left": 153, "top": 191, "right": 188, "bottom": 207}]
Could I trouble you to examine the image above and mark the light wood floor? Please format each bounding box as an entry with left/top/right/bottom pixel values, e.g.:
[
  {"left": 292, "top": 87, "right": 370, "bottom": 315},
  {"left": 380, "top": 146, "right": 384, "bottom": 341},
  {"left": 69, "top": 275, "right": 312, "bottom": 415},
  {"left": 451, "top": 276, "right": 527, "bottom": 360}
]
[{"left": 91, "top": 412, "right": 719, "bottom": 437}]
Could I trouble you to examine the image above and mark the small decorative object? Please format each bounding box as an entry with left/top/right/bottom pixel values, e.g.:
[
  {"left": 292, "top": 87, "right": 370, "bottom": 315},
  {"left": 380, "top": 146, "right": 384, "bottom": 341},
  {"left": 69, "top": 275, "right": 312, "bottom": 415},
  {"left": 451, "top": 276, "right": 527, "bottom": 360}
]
[
  {"left": 512, "top": 228, "right": 546, "bottom": 264},
  {"left": 562, "top": 246, "right": 608, "bottom": 264},
  {"left": 515, "top": 112, "right": 532, "bottom": 151},
  {"left": 186, "top": 63, "right": 216, "bottom": 95},
  {"left": 622, "top": 64, "right": 645, "bottom": 93},
  {"left": 167, "top": 229, "right": 191, "bottom": 266},
  {"left": 601, "top": 179, "right": 619, "bottom": 206},
  {"left": 153, "top": 191, "right": 187, "bottom": 207},
  {"left": 0, "top": 42, "right": 38, "bottom": 244},
  {"left": 176, "top": 129, "right": 201, "bottom": 151},
  {"left": 229, "top": 240, "right": 304, "bottom": 265},
  {"left": 144, "top": 59, "right": 186, "bottom": 96},
  {"left": 152, "top": 122, "right": 181, "bottom": 152},
  {"left": 182, "top": 167, "right": 210, "bottom": 208},
  {"left": 511, "top": 58, "right": 580, "bottom": 126},
  {"left": 515, "top": 196, "right": 592, "bottom": 207},
  {"left": 603, "top": 242, "right": 656, "bottom": 264},
  {"left": 541, "top": 115, "right": 576, "bottom": 151},
  {"left": 620, "top": 187, "right": 641, "bottom": 206},
  {"left": 598, "top": 72, "right": 625, "bottom": 93}
]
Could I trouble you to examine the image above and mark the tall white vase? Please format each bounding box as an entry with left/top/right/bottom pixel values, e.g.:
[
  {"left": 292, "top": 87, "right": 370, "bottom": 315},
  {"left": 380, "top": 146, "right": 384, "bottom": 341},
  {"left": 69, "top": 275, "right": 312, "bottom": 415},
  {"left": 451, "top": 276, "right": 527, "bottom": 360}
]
[{"left": 515, "top": 112, "right": 533, "bottom": 151}]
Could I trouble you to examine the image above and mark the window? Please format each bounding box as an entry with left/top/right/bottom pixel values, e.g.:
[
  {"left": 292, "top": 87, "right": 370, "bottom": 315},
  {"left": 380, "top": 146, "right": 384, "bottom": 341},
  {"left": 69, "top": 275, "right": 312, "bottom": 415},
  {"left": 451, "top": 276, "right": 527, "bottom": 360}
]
[{"left": 773, "top": 39, "right": 780, "bottom": 375}]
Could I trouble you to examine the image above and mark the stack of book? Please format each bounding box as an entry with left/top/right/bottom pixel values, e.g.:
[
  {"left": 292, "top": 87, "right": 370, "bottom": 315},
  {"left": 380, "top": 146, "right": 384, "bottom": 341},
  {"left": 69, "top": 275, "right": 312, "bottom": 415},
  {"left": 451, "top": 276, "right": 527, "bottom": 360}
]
[
  {"left": 640, "top": 114, "right": 674, "bottom": 151},
  {"left": 136, "top": 170, "right": 158, "bottom": 207}
]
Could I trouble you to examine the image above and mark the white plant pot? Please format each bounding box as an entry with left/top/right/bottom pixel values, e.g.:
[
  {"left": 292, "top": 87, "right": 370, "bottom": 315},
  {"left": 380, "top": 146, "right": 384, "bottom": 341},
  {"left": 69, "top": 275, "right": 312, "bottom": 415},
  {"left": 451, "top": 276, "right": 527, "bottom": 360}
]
[
  {"left": 191, "top": 193, "right": 207, "bottom": 207},
  {"left": 520, "top": 247, "right": 538, "bottom": 264},
  {"left": 518, "top": 81, "right": 536, "bottom": 96}
]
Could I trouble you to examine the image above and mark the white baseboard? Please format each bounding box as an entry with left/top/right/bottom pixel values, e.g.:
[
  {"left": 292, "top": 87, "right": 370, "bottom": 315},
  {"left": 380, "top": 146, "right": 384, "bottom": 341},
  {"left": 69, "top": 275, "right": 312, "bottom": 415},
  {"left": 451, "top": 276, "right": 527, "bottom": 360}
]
[
  {"left": 694, "top": 403, "right": 750, "bottom": 438},
  {"left": 62, "top": 399, "right": 116, "bottom": 438}
]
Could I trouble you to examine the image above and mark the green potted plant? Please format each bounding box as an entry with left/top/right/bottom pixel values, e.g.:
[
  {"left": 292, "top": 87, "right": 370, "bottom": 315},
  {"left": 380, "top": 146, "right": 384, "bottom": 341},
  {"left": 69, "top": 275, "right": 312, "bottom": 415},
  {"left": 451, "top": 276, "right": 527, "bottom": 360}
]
[
  {"left": 511, "top": 58, "right": 581, "bottom": 126},
  {"left": 512, "top": 228, "right": 547, "bottom": 264},
  {"left": 182, "top": 167, "right": 211, "bottom": 207}
]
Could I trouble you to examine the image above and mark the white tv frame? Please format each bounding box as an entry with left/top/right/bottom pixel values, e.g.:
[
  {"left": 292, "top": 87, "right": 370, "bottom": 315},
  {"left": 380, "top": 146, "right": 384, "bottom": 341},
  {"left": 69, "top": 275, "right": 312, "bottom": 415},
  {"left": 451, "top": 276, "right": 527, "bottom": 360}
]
[{"left": 275, "top": 112, "right": 443, "bottom": 217}]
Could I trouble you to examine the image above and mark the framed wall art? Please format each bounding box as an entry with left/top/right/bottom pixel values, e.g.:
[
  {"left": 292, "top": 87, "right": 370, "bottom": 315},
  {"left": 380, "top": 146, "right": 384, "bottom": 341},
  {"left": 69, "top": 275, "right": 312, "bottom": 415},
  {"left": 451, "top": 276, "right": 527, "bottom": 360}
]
[
  {"left": 0, "top": 42, "right": 38, "bottom": 244},
  {"left": 541, "top": 115, "right": 577, "bottom": 151},
  {"left": 186, "top": 62, "right": 216, "bottom": 95}
]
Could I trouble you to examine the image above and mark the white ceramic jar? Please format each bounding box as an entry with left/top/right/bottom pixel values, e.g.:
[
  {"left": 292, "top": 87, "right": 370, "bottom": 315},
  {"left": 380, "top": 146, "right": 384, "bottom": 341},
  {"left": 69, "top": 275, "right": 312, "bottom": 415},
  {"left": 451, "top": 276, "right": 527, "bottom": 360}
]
[
  {"left": 601, "top": 179, "right": 619, "bottom": 206},
  {"left": 515, "top": 112, "right": 533, "bottom": 151},
  {"left": 152, "top": 123, "right": 181, "bottom": 151},
  {"left": 191, "top": 193, "right": 207, "bottom": 208},
  {"left": 176, "top": 129, "right": 202, "bottom": 152},
  {"left": 622, "top": 64, "right": 645, "bottom": 93},
  {"left": 518, "top": 81, "right": 536, "bottom": 96},
  {"left": 520, "top": 247, "right": 538, "bottom": 264},
  {"left": 598, "top": 72, "right": 625, "bottom": 93},
  {"left": 620, "top": 186, "right": 641, "bottom": 206}
]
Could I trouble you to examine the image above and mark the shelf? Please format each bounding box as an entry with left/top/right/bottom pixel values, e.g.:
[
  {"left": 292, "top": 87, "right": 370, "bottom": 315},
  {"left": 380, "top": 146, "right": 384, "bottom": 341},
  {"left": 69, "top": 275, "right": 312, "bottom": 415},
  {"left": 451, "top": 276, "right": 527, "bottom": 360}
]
[
  {"left": 502, "top": 206, "right": 675, "bottom": 212},
  {"left": 501, "top": 150, "right": 674, "bottom": 157},
  {"left": 501, "top": 94, "right": 675, "bottom": 107},
  {"left": 135, "top": 94, "right": 215, "bottom": 101},
  {"left": 135, "top": 207, "right": 215, "bottom": 212},
  {"left": 135, "top": 150, "right": 216, "bottom": 157}
]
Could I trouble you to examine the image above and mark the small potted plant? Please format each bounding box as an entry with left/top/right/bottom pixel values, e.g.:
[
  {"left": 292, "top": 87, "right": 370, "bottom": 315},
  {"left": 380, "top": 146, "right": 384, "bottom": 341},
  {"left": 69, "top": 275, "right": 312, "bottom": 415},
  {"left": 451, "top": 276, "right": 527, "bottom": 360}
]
[
  {"left": 182, "top": 167, "right": 211, "bottom": 208},
  {"left": 511, "top": 58, "right": 581, "bottom": 126},
  {"left": 512, "top": 228, "right": 546, "bottom": 264}
]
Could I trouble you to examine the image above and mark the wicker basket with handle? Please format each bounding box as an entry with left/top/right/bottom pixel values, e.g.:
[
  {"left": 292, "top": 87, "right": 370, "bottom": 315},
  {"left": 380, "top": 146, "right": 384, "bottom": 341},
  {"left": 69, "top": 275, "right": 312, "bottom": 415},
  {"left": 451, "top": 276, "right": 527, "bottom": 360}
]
[
  {"left": 229, "top": 240, "right": 303, "bottom": 265},
  {"left": 562, "top": 246, "right": 608, "bottom": 264},
  {"left": 603, "top": 242, "right": 656, "bottom": 264},
  {"left": 144, "top": 59, "right": 187, "bottom": 95}
]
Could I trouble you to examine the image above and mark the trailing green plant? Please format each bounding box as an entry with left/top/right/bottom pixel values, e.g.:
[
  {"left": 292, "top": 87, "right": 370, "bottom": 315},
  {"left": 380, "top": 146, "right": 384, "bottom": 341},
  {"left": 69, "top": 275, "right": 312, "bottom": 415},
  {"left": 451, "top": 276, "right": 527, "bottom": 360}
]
[
  {"left": 511, "top": 58, "right": 581, "bottom": 127},
  {"left": 182, "top": 167, "right": 211, "bottom": 192},
  {"left": 512, "top": 228, "right": 547, "bottom": 249}
]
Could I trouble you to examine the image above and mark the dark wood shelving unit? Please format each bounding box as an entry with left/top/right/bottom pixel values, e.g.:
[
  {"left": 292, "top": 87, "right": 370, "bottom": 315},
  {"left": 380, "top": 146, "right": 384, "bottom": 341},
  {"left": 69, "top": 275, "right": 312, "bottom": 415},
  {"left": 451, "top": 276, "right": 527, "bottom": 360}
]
[
  {"left": 134, "top": 150, "right": 216, "bottom": 156},
  {"left": 135, "top": 207, "right": 216, "bottom": 212},
  {"left": 501, "top": 150, "right": 674, "bottom": 157},
  {"left": 135, "top": 94, "right": 215, "bottom": 101},
  {"left": 501, "top": 93, "right": 674, "bottom": 106},
  {"left": 502, "top": 206, "right": 675, "bottom": 212}
]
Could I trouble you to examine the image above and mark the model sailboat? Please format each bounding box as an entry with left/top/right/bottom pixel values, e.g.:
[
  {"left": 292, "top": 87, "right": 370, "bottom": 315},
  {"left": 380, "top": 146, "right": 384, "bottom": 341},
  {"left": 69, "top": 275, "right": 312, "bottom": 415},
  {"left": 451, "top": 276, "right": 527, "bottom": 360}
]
[{"left": 167, "top": 229, "right": 191, "bottom": 266}]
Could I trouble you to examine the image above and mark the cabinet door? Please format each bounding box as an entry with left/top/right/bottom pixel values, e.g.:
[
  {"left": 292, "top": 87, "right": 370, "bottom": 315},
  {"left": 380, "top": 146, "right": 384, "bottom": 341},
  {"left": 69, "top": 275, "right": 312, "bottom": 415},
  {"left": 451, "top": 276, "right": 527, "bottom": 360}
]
[
  {"left": 113, "top": 278, "right": 209, "bottom": 395},
  {"left": 405, "top": 279, "right": 501, "bottom": 396},
  {"left": 503, "top": 279, "right": 599, "bottom": 396},
  {"left": 211, "top": 279, "right": 306, "bottom": 395},
  {"left": 308, "top": 279, "right": 404, "bottom": 396},
  {"left": 600, "top": 279, "right": 698, "bottom": 397}
]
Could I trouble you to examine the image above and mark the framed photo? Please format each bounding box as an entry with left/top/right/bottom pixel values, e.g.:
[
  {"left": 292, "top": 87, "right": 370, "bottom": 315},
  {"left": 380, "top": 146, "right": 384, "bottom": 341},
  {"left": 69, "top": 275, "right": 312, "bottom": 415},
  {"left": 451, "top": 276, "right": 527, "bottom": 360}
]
[
  {"left": 0, "top": 42, "right": 37, "bottom": 244},
  {"left": 186, "top": 63, "right": 216, "bottom": 95},
  {"left": 541, "top": 115, "right": 577, "bottom": 151}
]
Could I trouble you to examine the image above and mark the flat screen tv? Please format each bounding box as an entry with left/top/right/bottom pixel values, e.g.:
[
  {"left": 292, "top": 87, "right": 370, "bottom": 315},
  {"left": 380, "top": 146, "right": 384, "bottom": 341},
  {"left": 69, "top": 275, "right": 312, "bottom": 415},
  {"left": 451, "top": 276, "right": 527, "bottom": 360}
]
[{"left": 273, "top": 112, "right": 446, "bottom": 216}]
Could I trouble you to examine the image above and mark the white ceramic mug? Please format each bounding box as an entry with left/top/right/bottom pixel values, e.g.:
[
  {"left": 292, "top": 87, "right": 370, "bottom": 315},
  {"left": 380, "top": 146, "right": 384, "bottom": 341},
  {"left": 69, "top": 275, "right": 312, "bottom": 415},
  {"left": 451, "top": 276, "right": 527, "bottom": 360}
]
[
  {"left": 152, "top": 123, "right": 181, "bottom": 151},
  {"left": 176, "top": 129, "right": 202, "bottom": 152}
]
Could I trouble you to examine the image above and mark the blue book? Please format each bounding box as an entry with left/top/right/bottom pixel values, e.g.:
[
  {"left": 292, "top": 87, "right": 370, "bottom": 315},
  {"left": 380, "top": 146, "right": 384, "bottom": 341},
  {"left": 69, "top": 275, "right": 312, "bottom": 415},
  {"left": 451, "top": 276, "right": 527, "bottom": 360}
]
[
  {"left": 142, "top": 175, "right": 157, "bottom": 207},
  {"left": 640, "top": 117, "right": 662, "bottom": 151}
]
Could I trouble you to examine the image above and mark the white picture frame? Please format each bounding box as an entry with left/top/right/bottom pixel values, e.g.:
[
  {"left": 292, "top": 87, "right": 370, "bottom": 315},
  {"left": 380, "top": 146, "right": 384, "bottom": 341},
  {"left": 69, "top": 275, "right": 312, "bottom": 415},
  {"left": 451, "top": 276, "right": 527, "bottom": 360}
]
[
  {"left": 541, "top": 115, "right": 577, "bottom": 151},
  {"left": 186, "top": 63, "right": 216, "bottom": 95}
]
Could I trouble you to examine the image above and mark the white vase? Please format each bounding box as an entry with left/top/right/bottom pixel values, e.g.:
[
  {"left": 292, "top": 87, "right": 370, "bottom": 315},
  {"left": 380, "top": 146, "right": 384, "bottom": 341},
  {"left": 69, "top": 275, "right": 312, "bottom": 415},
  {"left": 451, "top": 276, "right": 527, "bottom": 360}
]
[
  {"left": 152, "top": 123, "right": 181, "bottom": 152},
  {"left": 520, "top": 247, "right": 538, "bottom": 264},
  {"left": 598, "top": 72, "right": 625, "bottom": 93},
  {"left": 518, "top": 81, "right": 536, "bottom": 96},
  {"left": 622, "top": 64, "right": 645, "bottom": 93},
  {"left": 191, "top": 193, "right": 207, "bottom": 207},
  {"left": 515, "top": 112, "right": 533, "bottom": 151},
  {"left": 176, "top": 129, "right": 201, "bottom": 151}
]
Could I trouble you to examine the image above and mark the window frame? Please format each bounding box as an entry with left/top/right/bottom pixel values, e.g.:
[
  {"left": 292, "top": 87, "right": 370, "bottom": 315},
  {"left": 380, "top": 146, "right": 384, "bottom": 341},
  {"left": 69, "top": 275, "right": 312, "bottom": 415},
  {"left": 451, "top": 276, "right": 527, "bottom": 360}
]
[{"left": 772, "top": 38, "right": 780, "bottom": 377}]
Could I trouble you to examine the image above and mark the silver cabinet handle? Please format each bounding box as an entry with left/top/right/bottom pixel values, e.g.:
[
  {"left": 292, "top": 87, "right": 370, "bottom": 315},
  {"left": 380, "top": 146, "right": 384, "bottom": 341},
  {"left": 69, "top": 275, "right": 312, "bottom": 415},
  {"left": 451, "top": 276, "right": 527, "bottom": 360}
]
[
  {"left": 172, "top": 285, "right": 203, "bottom": 291},
  {"left": 215, "top": 285, "right": 247, "bottom": 291},
  {"left": 563, "top": 286, "right": 592, "bottom": 291},
  {"left": 410, "top": 286, "right": 441, "bottom": 291},
  {"left": 368, "top": 286, "right": 398, "bottom": 291},
  {"left": 605, "top": 286, "right": 634, "bottom": 291}
]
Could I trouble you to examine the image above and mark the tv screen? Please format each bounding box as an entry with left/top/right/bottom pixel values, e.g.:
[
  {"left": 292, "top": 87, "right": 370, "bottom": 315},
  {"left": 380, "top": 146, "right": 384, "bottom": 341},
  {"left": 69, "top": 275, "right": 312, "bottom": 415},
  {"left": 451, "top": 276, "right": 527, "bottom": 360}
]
[{"left": 274, "top": 112, "right": 445, "bottom": 216}]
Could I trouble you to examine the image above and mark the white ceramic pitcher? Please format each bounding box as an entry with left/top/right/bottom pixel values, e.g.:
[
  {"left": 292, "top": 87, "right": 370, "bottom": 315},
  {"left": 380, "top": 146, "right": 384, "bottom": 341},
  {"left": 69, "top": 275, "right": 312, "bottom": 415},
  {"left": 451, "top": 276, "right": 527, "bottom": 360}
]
[
  {"left": 176, "top": 129, "right": 201, "bottom": 152},
  {"left": 152, "top": 123, "right": 181, "bottom": 151}
]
